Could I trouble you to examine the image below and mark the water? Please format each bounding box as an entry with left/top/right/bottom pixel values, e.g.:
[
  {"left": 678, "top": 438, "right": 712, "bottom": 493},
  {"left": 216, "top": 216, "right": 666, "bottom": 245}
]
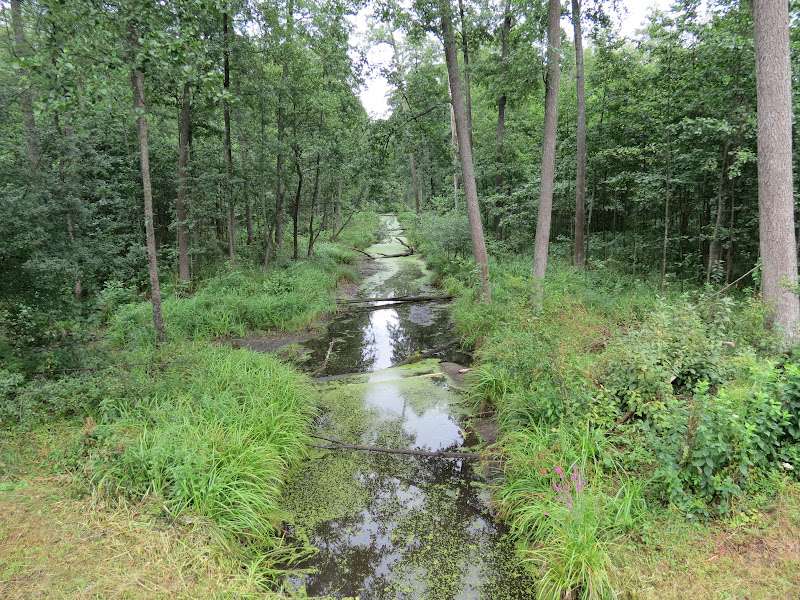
[{"left": 282, "top": 216, "right": 532, "bottom": 599}]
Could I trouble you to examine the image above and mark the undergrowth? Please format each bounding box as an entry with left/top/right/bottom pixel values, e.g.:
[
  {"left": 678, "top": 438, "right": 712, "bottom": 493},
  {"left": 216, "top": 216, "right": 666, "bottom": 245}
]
[
  {"left": 407, "top": 211, "right": 800, "bottom": 599},
  {"left": 1, "top": 210, "right": 379, "bottom": 588}
]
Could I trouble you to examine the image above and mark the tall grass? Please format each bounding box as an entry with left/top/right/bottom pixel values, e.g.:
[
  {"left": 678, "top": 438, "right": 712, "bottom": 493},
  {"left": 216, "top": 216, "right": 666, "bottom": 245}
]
[{"left": 90, "top": 344, "right": 314, "bottom": 558}]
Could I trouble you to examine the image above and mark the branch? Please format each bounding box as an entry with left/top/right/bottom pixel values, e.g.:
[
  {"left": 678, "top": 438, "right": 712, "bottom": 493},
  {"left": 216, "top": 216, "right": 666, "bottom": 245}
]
[{"left": 310, "top": 434, "right": 478, "bottom": 460}]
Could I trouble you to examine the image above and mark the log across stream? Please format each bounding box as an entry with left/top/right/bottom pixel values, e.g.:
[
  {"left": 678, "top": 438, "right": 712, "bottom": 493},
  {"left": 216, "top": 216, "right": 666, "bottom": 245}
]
[{"left": 278, "top": 215, "right": 532, "bottom": 599}]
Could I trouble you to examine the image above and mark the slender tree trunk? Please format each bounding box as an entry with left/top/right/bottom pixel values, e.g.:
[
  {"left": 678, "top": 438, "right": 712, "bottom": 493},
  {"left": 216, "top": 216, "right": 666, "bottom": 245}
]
[
  {"left": 448, "top": 78, "right": 460, "bottom": 207},
  {"left": 726, "top": 183, "right": 736, "bottom": 284},
  {"left": 707, "top": 140, "right": 731, "bottom": 282},
  {"left": 332, "top": 177, "right": 342, "bottom": 240},
  {"left": 307, "top": 154, "right": 320, "bottom": 257},
  {"left": 572, "top": 0, "right": 587, "bottom": 269},
  {"left": 441, "top": 0, "right": 491, "bottom": 302},
  {"left": 458, "top": 0, "right": 473, "bottom": 145},
  {"left": 222, "top": 10, "right": 236, "bottom": 262},
  {"left": 272, "top": 104, "right": 286, "bottom": 261},
  {"left": 292, "top": 146, "right": 303, "bottom": 260},
  {"left": 753, "top": 0, "right": 799, "bottom": 346},
  {"left": 495, "top": 0, "right": 511, "bottom": 191},
  {"left": 129, "top": 33, "right": 166, "bottom": 344},
  {"left": 532, "top": 0, "right": 562, "bottom": 300},
  {"left": 411, "top": 152, "right": 421, "bottom": 213},
  {"left": 660, "top": 164, "right": 671, "bottom": 289},
  {"left": 11, "top": 0, "right": 39, "bottom": 172},
  {"left": 176, "top": 82, "right": 191, "bottom": 283}
]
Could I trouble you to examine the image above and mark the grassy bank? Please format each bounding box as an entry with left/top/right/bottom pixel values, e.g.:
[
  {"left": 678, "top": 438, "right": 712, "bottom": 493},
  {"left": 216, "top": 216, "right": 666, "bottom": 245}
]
[
  {"left": 0, "top": 211, "right": 379, "bottom": 594},
  {"left": 406, "top": 211, "right": 800, "bottom": 599}
]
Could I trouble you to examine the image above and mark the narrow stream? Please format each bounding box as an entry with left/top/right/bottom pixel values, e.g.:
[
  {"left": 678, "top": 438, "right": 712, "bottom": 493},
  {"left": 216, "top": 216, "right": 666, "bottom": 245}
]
[{"left": 283, "top": 216, "right": 532, "bottom": 599}]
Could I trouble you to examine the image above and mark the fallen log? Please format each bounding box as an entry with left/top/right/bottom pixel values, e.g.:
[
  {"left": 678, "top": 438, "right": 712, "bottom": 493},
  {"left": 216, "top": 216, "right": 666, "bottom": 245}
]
[
  {"left": 310, "top": 433, "right": 478, "bottom": 460},
  {"left": 351, "top": 247, "right": 375, "bottom": 259},
  {"left": 336, "top": 294, "right": 452, "bottom": 305},
  {"left": 375, "top": 251, "right": 414, "bottom": 258},
  {"left": 395, "top": 237, "right": 414, "bottom": 252}
]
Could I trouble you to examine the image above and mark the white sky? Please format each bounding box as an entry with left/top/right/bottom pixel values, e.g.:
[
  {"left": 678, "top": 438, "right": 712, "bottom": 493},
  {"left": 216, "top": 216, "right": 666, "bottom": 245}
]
[{"left": 349, "top": 0, "right": 677, "bottom": 119}]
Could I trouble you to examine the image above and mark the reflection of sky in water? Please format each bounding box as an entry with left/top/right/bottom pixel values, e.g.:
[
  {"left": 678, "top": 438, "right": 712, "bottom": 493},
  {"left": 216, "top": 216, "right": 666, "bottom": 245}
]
[
  {"left": 362, "top": 306, "right": 400, "bottom": 371},
  {"left": 289, "top": 216, "right": 531, "bottom": 599}
]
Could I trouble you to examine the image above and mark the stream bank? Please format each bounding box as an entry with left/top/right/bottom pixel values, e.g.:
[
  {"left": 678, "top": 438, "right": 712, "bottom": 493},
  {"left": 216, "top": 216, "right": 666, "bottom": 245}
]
[{"left": 280, "top": 215, "right": 532, "bottom": 599}]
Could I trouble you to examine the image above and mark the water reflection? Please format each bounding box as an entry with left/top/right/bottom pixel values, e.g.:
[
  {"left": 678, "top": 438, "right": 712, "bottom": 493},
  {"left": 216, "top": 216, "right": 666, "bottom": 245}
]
[{"left": 287, "top": 216, "right": 533, "bottom": 599}]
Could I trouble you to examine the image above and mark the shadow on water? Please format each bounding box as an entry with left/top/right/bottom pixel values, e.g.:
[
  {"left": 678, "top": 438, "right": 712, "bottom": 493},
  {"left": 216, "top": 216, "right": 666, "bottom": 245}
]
[{"left": 282, "top": 216, "right": 533, "bottom": 599}]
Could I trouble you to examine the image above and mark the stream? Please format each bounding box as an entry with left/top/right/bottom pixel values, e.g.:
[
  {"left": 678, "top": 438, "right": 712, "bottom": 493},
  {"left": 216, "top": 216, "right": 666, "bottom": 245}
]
[{"left": 282, "top": 215, "right": 532, "bottom": 599}]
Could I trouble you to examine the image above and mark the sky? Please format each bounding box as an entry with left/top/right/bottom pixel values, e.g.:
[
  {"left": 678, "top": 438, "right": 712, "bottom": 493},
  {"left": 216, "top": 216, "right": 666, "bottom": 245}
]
[{"left": 349, "top": 0, "right": 677, "bottom": 119}]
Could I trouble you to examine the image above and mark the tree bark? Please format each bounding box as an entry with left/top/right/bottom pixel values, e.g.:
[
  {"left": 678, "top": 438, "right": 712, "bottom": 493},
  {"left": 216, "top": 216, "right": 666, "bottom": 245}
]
[
  {"left": 448, "top": 77, "right": 460, "bottom": 206},
  {"left": 176, "top": 82, "right": 191, "bottom": 283},
  {"left": 532, "top": 0, "right": 562, "bottom": 300},
  {"left": 223, "top": 10, "right": 236, "bottom": 262},
  {"left": 441, "top": 0, "right": 491, "bottom": 302},
  {"left": 307, "top": 154, "right": 320, "bottom": 257},
  {"left": 457, "top": 0, "right": 473, "bottom": 146},
  {"left": 753, "top": 0, "right": 800, "bottom": 346},
  {"left": 292, "top": 145, "right": 303, "bottom": 260},
  {"left": 10, "top": 0, "right": 39, "bottom": 172},
  {"left": 495, "top": 0, "right": 511, "bottom": 191},
  {"left": 129, "top": 32, "right": 166, "bottom": 344},
  {"left": 706, "top": 140, "right": 731, "bottom": 283},
  {"left": 411, "top": 152, "right": 421, "bottom": 213},
  {"left": 572, "top": 0, "right": 587, "bottom": 269}
]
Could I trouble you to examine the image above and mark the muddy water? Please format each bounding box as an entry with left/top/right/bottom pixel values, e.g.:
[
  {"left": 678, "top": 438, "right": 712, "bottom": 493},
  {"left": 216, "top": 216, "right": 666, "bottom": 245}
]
[{"left": 283, "top": 216, "right": 532, "bottom": 599}]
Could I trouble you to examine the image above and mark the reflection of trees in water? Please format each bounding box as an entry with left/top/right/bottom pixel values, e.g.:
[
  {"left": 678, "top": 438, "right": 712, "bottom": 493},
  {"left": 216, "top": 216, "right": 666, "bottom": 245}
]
[{"left": 301, "top": 452, "right": 514, "bottom": 599}]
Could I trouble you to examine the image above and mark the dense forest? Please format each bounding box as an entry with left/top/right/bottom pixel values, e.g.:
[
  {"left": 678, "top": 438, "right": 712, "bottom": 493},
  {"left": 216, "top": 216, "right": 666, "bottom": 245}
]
[{"left": 2, "top": 0, "right": 800, "bottom": 598}]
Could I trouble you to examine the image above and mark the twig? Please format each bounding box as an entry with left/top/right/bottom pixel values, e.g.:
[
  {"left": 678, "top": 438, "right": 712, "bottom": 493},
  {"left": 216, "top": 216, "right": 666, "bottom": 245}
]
[
  {"left": 311, "top": 338, "right": 338, "bottom": 376},
  {"left": 715, "top": 265, "right": 758, "bottom": 296},
  {"left": 336, "top": 294, "right": 452, "bottom": 304}
]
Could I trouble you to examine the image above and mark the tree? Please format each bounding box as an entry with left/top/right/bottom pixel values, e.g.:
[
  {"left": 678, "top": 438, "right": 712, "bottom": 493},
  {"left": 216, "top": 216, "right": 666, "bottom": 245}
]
[
  {"left": 532, "top": 0, "right": 561, "bottom": 297},
  {"left": 223, "top": 9, "right": 236, "bottom": 262},
  {"left": 128, "top": 24, "right": 166, "bottom": 344},
  {"left": 440, "top": 0, "right": 491, "bottom": 302},
  {"left": 10, "top": 0, "right": 39, "bottom": 172},
  {"left": 176, "top": 82, "right": 191, "bottom": 283},
  {"left": 572, "top": 0, "right": 587, "bottom": 268},
  {"left": 752, "top": 0, "right": 799, "bottom": 346}
]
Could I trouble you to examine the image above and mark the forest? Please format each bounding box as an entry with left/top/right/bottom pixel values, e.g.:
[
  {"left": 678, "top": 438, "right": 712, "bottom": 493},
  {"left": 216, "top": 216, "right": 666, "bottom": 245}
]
[{"left": 2, "top": 0, "right": 800, "bottom": 598}]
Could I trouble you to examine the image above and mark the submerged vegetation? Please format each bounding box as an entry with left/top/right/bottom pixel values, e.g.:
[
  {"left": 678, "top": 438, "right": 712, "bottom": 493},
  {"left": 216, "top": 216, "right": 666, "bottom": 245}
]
[
  {"left": 408, "top": 211, "right": 800, "bottom": 598},
  {"left": 1, "top": 212, "right": 379, "bottom": 591}
]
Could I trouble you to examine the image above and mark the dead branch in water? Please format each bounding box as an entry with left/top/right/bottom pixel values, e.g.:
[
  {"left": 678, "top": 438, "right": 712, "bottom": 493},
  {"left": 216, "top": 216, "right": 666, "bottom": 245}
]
[
  {"left": 310, "top": 433, "right": 478, "bottom": 460},
  {"left": 336, "top": 294, "right": 452, "bottom": 305},
  {"left": 351, "top": 247, "right": 375, "bottom": 259}
]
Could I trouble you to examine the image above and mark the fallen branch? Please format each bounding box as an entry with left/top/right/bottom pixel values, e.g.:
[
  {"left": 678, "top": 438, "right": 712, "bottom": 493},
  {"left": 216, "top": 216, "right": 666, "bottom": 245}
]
[
  {"left": 395, "top": 237, "right": 414, "bottom": 252},
  {"left": 337, "top": 294, "right": 452, "bottom": 305},
  {"left": 351, "top": 247, "right": 375, "bottom": 259},
  {"left": 311, "top": 338, "right": 338, "bottom": 376},
  {"left": 375, "top": 250, "right": 414, "bottom": 258},
  {"left": 310, "top": 433, "right": 478, "bottom": 460}
]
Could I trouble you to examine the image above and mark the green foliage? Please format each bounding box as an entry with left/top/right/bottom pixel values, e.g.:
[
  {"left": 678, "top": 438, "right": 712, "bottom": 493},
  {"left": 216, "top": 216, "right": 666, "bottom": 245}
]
[
  {"left": 89, "top": 344, "right": 314, "bottom": 556},
  {"left": 109, "top": 261, "right": 348, "bottom": 347}
]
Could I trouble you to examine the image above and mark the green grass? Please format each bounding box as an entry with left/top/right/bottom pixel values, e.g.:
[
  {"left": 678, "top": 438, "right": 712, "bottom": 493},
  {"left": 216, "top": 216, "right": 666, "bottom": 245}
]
[
  {"left": 1, "top": 211, "right": 381, "bottom": 587},
  {"left": 407, "top": 212, "right": 799, "bottom": 599}
]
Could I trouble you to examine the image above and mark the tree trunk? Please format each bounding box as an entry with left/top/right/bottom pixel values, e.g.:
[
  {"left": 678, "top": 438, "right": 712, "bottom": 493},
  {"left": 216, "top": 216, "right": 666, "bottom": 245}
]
[
  {"left": 129, "top": 33, "right": 166, "bottom": 344},
  {"left": 753, "top": 0, "right": 800, "bottom": 346},
  {"left": 292, "top": 146, "right": 303, "bottom": 260},
  {"left": 10, "top": 0, "right": 39, "bottom": 172},
  {"left": 307, "top": 154, "right": 320, "bottom": 257},
  {"left": 572, "top": 0, "right": 587, "bottom": 269},
  {"left": 448, "top": 78, "right": 460, "bottom": 207},
  {"left": 457, "top": 0, "right": 473, "bottom": 146},
  {"left": 272, "top": 105, "right": 286, "bottom": 262},
  {"left": 176, "top": 82, "right": 191, "bottom": 283},
  {"left": 706, "top": 140, "right": 731, "bottom": 283},
  {"left": 441, "top": 0, "right": 491, "bottom": 302},
  {"left": 411, "top": 152, "right": 421, "bottom": 213},
  {"left": 532, "top": 0, "right": 562, "bottom": 301},
  {"left": 223, "top": 10, "right": 236, "bottom": 263},
  {"left": 332, "top": 177, "right": 342, "bottom": 240},
  {"left": 495, "top": 0, "right": 511, "bottom": 191}
]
